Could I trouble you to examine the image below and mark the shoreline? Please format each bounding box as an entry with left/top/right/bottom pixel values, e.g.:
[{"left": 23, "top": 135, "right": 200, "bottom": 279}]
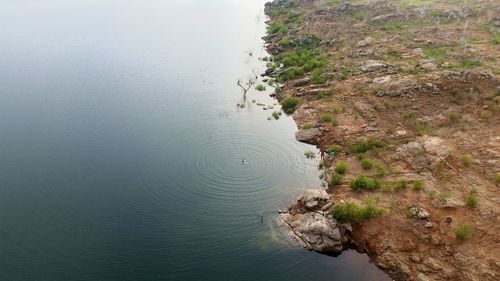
[{"left": 262, "top": 1, "right": 499, "bottom": 280}]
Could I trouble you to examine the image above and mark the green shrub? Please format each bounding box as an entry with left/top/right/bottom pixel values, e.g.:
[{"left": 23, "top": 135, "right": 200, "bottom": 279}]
[
  {"left": 335, "top": 161, "right": 347, "bottom": 175},
  {"left": 393, "top": 180, "right": 408, "bottom": 192},
  {"left": 304, "top": 150, "right": 315, "bottom": 159},
  {"left": 360, "top": 159, "right": 373, "bottom": 170},
  {"left": 256, "top": 84, "right": 266, "bottom": 91},
  {"left": 321, "top": 113, "right": 333, "bottom": 123},
  {"left": 349, "top": 138, "right": 384, "bottom": 153},
  {"left": 331, "top": 202, "right": 384, "bottom": 224},
  {"left": 349, "top": 176, "right": 381, "bottom": 192},
  {"left": 466, "top": 195, "right": 477, "bottom": 208},
  {"left": 327, "top": 144, "right": 342, "bottom": 154},
  {"left": 272, "top": 111, "right": 280, "bottom": 120},
  {"left": 413, "top": 180, "right": 424, "bottom": 191},
  {"left": 460, "top": 154, "right": 473, "bottom": 167},
  {"left": 281, "top": 97, "right": 300, "bottom": 114},
  {"left": 455, "top": 224, "right": 473, "bottom": 241},
  {"left": 330, "top": 173, "right": 343, "bottom": 187},
  {"left": 496, "top": 173, "right": 500, "bottom": 185}
]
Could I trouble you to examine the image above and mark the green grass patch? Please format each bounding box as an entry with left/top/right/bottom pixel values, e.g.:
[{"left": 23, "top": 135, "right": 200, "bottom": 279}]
[
  {"left": 321, "top": 113, "right": 333, "bottom": 123},
  {"left": 335, "top": 161, "right": 347, "bottom": 175},
  {"left": 466, "top": 195, "right": 478, "bottom": 208},
  {"left": 327, "top": 144, "right": 342, "bottom": 154},
  {"left": 455, "top": 224, "right": 473, "bottom": 241},
  {"left": 349, "top": 138, "right": 384, "bottom": 153},
  {"left": 331, "top": 201, "right": 384, "bottom": 224},
  {"left": 413, "top": 180, "right": 424, "bottom": 191},
  {"left": 360, "top": 159, "right": 373, "bottom": 170},
  {"left": 304, "top": 150, "right": 315, "bottom": 159},
  {"left": 349, "top": 176, "right": 381, "bottom": 192},
  {"left": 331, "top": 172, "right": 343, "bottom": 187}
]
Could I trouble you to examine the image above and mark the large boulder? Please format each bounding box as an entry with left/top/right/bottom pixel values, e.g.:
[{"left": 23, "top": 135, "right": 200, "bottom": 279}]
[
  {"left": 279, "top": 189, "right": 342, "bottom": 254},
  {"left": 280, "top": 212, "right": 342, "bottom": 253},
  {"left": 295, "top": 128, "right": 321, "bottom": 143}
]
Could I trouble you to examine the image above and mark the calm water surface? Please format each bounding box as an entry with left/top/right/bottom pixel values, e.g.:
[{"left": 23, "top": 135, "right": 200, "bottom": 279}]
[{"left": 0, "top": 0, "right": 389, "bottom": 280}]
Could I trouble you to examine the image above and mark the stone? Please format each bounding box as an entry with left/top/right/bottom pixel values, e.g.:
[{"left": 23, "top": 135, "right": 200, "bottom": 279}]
[
  {"left": 293, "top": 77, "right": 310, "bottom": 86},
  {"left": 409, "top": 207, "right": 431, "bottom": 220},
  {"left": 295, "top": 128, "right": 322, "bottom": 143},
  {"left": 361, "top": 60, "right": 393, "bottom": 72},
  {"left": 434, "top": 197, "right": 465, "bottom": 208},
  {"left": 358, "top": 37, "right": 375, "bottom": 47},
  {"left": 279, "top": 212, "right": 343, "bottom": 253}
]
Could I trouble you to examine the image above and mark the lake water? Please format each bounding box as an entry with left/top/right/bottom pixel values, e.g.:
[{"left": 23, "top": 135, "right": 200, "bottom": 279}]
[{"left": 0, "top": 0, "right": 389, "bottom": 280}]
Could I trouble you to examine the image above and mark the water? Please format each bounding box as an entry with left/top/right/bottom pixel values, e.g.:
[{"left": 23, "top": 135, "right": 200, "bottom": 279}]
[{"left": 0, "top": 0, "right": 389, "bottom": 280}]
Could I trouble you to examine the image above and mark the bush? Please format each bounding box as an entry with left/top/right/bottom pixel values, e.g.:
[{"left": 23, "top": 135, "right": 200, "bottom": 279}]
[
  {"left": 455, "top": 224, "right": 473, "bottom": 241},
  {"left": 374, "top": 162, "right": 386, "bottom": 178},
  {"left": 327, "top": 144, "right": 342, "bottom": 154},
  {"left": 331, "top": 119, "right": 339, "bottom": 127},
  {"left": 460, "top": 154, "right": 473, "bottom": 167},
  {"left": 304, "top": 150, "right": 315, "bottom": 159},
  {"left": 393, "top": 180, "right": 408, "bottom": 192},
  {"left": 448, "top": 112, "right": 460, "bottom": 122},
  {"left": 272, "top": 111, "right": 280, "bottom": 120},
  {"left": 466, "top": 195, "right": 477, "bottom": 208},
  {"left": 360, "top": 159, "right": 373, "bottom": 170},
  {"left": 335, "top": 161, "right": 347, "bottom": 175},
  {"left": 321, "top": 113, "right": 333, "bottom": 123},
  {"left": 330, "top": 202, "right": 384, "bottom": 224},
  {"left": 281, "top": 97, "right": 300, "bottom": 114},
  {"left": 413, "top": 180, "right": 424, "bottom": 191},
  {"left": 256, "top": 84, "right": 266, "bottom": 91},
  {"left": 331, "top": 173, "right": 343, "bottom": 187},
  {"left": 349, "top": 176, "right": 381, "bottom": 192},
  {"left": 349, "top": 138, "right": 384, "bottom": 153},
  {"left": 332, "top": 103, "right": 344, "bottom": 113}
]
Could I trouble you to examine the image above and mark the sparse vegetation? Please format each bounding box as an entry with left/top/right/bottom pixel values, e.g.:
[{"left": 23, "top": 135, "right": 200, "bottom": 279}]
[{"left": 327, "top": 144, "right": 342, "bottom": 154}]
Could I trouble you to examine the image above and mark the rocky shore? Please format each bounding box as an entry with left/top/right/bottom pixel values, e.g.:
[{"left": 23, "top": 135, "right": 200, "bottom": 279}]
[{"left": 262, "top": 0, "right": 499, "bottom": 280}]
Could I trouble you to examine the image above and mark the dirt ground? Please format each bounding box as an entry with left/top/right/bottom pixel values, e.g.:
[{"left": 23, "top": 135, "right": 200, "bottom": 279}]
[{"left": 264, "top": 0, "right": 499, "bottom": 280}]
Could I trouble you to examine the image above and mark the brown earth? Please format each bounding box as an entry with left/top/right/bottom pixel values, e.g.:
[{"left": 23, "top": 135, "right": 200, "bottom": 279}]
[{"left": 263, "top": 0, "right": 499, "bottom": 280}]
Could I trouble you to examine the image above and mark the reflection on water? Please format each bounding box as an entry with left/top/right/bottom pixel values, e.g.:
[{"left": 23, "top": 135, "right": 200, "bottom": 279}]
[{"left": 0, "top": 0, "right": 389, "bottom": 280}]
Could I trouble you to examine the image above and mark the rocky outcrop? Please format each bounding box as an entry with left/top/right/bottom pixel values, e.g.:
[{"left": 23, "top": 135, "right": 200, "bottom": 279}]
[{"left": 278, "top": 189, "right": 344, "bottom": 254}]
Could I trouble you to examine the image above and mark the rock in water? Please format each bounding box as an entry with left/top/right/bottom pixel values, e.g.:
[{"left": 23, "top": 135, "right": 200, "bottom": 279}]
[
  {"left": 280, "top": 212, "right": 343, "bottom": 253},
  {"left": 278, "top": 189, "right": 343, "bottom": 254}
]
